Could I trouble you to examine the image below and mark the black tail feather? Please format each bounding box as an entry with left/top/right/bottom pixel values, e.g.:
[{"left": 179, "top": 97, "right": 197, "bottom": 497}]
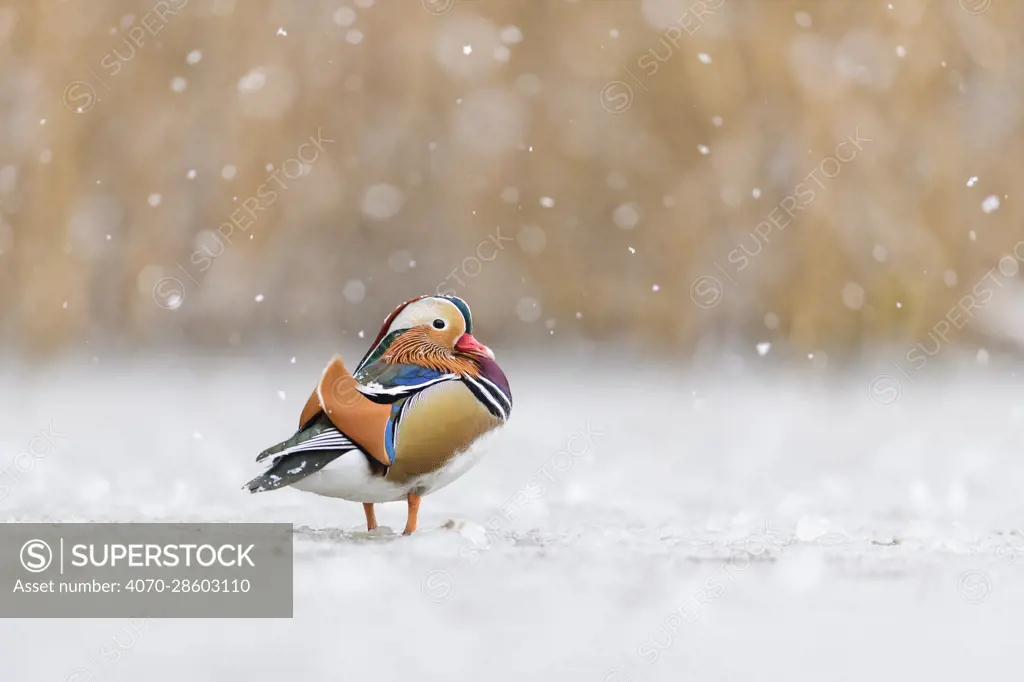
[
  {"left": 244, "top": 448, "right": 348, "bottom": 493},
  {"left": 246, "top": 412, "right": 356, "bottom": 493}
]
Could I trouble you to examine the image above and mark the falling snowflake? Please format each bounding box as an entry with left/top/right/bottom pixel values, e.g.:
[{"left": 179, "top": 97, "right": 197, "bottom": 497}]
[
  {"left": 333, "top": 7, "right": 356, "bottom": 26},
  {"left": 841, "top": 282, "right": 866, "bottom": 311},
  {"left": 500, "top": 26, "right": 523, "bottom": 44},
  {"left": 613, "top": 204, "right": 640, "bottom": 230},
  {"left": 515, "top": 297, "right": 542, "bottom": 322},
  {"left": 343, "top": 279, "right": 367, "bottom": 304},
  {"left": 237, "top": 68, "right": 267, "bottom": 92},
  {"left": 362, "top": 184, "right": 405, "bottom": 220}
]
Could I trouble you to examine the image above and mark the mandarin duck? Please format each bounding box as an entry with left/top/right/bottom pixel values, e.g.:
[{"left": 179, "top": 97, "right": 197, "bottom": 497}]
[{"left": 244, "top": 295, "right": 512, "bottom": 534}]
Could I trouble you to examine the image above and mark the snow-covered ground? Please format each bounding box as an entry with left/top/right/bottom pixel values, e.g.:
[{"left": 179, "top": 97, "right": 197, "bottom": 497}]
[{"left": 2, "top": 350, "right": 1023, "bottom": 680}]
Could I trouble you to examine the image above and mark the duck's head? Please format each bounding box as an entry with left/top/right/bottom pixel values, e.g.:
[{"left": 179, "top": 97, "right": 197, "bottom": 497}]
[
  {"left": 356, "top": 295, "right": 499, "bottom": 371},
  {"left": 355, "top": 295, "right": 511, "bottom": 419},
  {"left": 356, "top": 295, "right": 484, "bottom": 363}
]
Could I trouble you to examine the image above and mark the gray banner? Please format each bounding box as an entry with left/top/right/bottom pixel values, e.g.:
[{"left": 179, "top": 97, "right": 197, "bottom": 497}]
[{"left": 0, "top": 523, "right": 293, "bottom": 617}]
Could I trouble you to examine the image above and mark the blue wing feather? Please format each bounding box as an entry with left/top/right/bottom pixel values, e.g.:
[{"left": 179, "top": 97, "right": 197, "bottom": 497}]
[
  {"left": 355, "top": 360, "right": 457, "bottom": 403},
  {"left": 384, "top": 402, "right": 402, "bottom": 463},
  {"left": 390, "top": 364, "right": 446, "bottom": 385}
]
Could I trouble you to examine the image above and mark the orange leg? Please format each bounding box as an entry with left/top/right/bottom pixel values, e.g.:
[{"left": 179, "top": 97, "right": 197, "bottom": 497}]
[
  {"left": 403, "top": 493, "right": 421, "bottom": 535},
  {"left": 363, "top": 503, "right": 378, "bottom": 532}
]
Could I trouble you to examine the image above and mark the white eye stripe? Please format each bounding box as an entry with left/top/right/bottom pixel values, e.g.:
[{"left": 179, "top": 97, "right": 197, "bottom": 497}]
[{"left": 386, "top": 298, "right": 463, "bottom": 335}]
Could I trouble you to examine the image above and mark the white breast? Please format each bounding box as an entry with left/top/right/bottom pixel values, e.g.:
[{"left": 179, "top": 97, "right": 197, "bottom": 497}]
[
  {"left": 288, "top": 429, "right": 499, "bottom": 503},
  {"left": 289, "top": 451, "right": 406, "bottom": 503}
]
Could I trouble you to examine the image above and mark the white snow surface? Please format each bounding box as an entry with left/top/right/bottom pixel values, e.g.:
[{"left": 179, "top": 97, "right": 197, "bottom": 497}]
[{"left": 2, "top": 351, "right": 1023, "bottom": 680}]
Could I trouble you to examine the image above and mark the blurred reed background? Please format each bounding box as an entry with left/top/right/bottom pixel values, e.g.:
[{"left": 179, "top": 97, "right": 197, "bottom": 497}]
[{"left": 0, "top": 0, "right": 1020, "bottom": 360}]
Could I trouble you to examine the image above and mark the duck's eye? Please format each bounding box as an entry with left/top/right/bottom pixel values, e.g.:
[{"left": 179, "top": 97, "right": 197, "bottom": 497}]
[{"left": 432, "top": 318, "right": 446, "bottom": 330}]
